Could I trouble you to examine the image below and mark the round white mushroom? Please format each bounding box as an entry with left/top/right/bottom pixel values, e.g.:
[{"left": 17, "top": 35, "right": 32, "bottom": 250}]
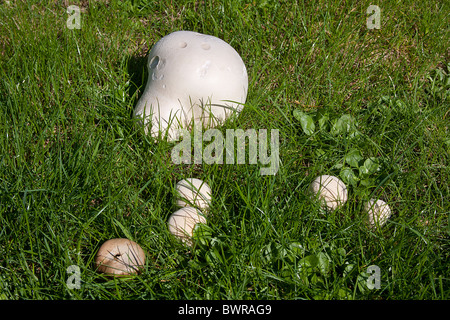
[
  {"left": 175, "top": 178, "right": 212, "bottom": 211},
  {"left": 133, "top": 30, "right": 248, "bottom": 141},
  {"left": 95, "top": 238, "right": 146, "bottom": 276},
  {"left": 308, "top": 175, "right": 348, "bottom": 211},
  {"left": 364, "top": 199, "right": 391, "bottom": 228},
  {"left": 167, "top": 207, "right": 207, "bottom": 246}
]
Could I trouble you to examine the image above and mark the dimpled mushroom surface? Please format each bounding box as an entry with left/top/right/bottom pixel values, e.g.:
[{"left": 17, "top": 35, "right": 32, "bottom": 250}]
[
  {"left": 308, "top": 175, "right": 348, "bottom": 211},
  {"left": 175, "top": 178, "right": 212, "bottom": 211},
  {"left": 95, "top": 238, "right": 146, "bottom": 276},
  {"left": 167, "top": 207, "right": 207, "bottom": 246},
  {"left": 133, "top": 30, "right": 248, "bottom": 140},
  {"left": 364, "top": 199, "right": 392, "bottom": 228}
]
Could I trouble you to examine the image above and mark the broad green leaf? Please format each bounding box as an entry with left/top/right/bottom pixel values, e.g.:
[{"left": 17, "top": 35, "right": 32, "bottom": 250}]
[
  {"left": 310, "top": 273, "right": 323, "bottom": 285},
  {"left": 344, "top": 149, "right": 363, "bottom": 168},
  {"left": 360, "top": 178, "right": 373, "bottom": 187},
  {"left": 317, "top": 110, "right": 330, "bottom": 130},
  {"left": 336, "top": 247, "right": 347, "bottom": 264},
  {"left": 289, "top": 242, "right": 305, "bottom": 255},
  {"left": 337, "top": 288, "right": 353, "bottom": 300},
  {"left": 316, "top": 252, "right": 330, "bottom": 275},
  {"left": 356, "top": 272, "right": 369, "bottom": 294},
  {"left": 359, "top": 157, "right": 380, "bottom": 176},
  {"left": 343, "top": 263, "right": 355, "bottom": 278},
  {"left": 294, "top": 110, "right": 315, "bottom": 135},
  {"left": 299, "top": 254, "right": 318, "bottom": 270},
  {"left": 331, "top": 114, "right": 357, "bottom": 135},
  {"left": 340, "top": 167, "right": 359, "bottom": 187}
]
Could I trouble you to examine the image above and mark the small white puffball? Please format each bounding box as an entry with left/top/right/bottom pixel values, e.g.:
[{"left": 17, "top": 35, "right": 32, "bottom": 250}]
[
  {"left": 364, "top": 199, "right": 391, "bottom": 228},
  {"left": 308, "top": 175, "right": 348, "bottom": 211},
  {"left": 95, "top": 238, "right": 145, "bottom": 276},
  {"left": 167, "top": 207, "right": 207, "bottom": 245},
  {"left": 175, "top": 178, "right": 212, "bottom": 210}
]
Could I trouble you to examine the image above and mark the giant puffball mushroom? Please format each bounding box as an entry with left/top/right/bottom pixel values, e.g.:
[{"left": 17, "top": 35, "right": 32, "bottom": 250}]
[
  {"left": 308, "top": 175, "right": 348, "bottom": 211},
  {"left": 175, "top": 178, "right": 212, "bottom": 211},
  {"left": 364, "top": 199, "right": 391, "bottom": 228},
  {"left": 95, "top": 238, "right": 145, "bottom": 276},
  {"left": 133, "top": 30, "right": 248, "bottom": 141},
  {"left": 167, "top": 207, "right": 207, "bottom": 246}
]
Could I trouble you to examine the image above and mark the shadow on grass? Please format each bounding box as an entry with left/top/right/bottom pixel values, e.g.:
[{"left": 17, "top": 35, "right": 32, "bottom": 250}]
[{"left": 126, "top": 54, "right": 149, "bottom": 115}]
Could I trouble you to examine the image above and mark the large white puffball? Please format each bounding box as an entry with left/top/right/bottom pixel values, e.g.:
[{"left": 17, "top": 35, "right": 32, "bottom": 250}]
[
  {"left": 175, "top": 178, "right": 212, "bottom": 210},
  {"left": 308, "top": 175, "right": 348, "bottom": 211},
  {"left": 167, "top": 207, "right": 206, "bottom": 245},
  {"left": 134, "top": 30, "right": 248, "bottom": 141},
  {"left": 364, "top": 199, "right": 391, "bottom": 228}
]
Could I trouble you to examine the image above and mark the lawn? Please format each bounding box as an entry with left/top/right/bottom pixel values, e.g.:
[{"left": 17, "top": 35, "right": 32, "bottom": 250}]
[{"left": 0, "top": 0, "right": 449, "bottom": 300}]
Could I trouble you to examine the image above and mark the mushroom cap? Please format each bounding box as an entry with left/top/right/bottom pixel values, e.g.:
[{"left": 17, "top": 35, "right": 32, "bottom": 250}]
[
  {"left": 167, "top": 207, "right": 207, "bottom": 246},
  {"left": 133, "top": 30, "right": 248, "bottom": 141},
  {"left": 308, "top": 175, "right": 348, "bottom": 211},
  {"left": 95, "top": 238, "right": 145, "bottom": 276},
  {"left": 175, "top": 178, "right": 212, "bottom": 210},
  {"left": 364, "top": 199, "right": 391, "bottom": 228}
]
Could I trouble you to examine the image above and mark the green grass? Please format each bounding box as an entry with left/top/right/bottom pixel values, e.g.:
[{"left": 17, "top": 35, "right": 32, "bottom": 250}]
[{"left": 0, "top": 0, "right": 449, "bottom": 300}]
